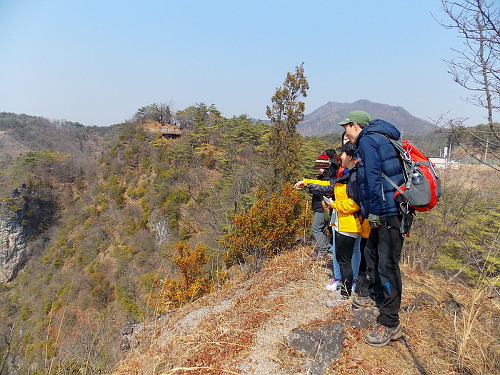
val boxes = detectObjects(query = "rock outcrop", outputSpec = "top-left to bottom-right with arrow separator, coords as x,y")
0,185 -> 55,283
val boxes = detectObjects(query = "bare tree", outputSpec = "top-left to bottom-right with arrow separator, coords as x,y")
435,0 -> 499,169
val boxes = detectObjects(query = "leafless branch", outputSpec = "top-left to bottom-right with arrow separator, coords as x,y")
435,0 -> 499,136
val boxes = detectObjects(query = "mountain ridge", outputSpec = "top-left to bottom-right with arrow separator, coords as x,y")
298,99 -> 435,136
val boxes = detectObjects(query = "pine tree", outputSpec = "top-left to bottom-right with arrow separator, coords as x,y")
266,63 -> 309,191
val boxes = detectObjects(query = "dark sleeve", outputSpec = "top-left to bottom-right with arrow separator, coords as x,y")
307,183 -> 334,196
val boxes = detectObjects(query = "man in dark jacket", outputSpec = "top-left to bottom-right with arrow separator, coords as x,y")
339,110 -> 405,347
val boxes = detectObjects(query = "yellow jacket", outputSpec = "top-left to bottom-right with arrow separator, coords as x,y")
303,176 -> 370,238
331,181 -> 362,233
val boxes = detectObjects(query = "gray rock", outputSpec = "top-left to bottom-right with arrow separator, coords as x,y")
287,323 -> 344,375
350,306 -> 379,328
441,300 -> 463,315
120,321 -> 140,351
0,185 -> 55,283
403,293 -> 439,312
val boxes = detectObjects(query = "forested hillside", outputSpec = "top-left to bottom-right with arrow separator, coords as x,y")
0,107 -> 497,374
0,106 -> 333,374
0,112 -> 121,198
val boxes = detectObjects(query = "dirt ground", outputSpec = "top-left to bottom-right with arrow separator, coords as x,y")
113,246 -> 499,375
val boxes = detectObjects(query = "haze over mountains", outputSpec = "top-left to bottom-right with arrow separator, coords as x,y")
297,99 -> 435,136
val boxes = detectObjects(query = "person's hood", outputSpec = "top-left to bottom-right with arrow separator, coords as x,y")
357,119 -> 401,144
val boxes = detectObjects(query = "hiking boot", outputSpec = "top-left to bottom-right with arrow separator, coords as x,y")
325,278 -> 340,291
352,296 -> 377,309
364,324 -> 402,347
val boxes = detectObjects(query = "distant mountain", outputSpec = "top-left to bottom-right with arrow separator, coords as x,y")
297,99 -> 435,136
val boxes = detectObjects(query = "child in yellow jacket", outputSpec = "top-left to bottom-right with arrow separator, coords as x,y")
298,143 -> 369,301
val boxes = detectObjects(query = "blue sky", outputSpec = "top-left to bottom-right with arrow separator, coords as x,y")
0,0 -> 494,127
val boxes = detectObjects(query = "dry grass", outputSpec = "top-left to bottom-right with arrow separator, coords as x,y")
113,247 -> 499,375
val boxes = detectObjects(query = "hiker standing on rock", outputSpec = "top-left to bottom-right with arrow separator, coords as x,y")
322,142 -> 367,302
295,143 -> 368,302
325,133 -> 366,293
339,110 -> 405,347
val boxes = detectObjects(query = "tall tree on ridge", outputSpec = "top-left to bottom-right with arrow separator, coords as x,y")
266,63 -> 309,191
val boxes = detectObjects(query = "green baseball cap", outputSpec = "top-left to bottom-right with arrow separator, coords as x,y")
338,110 -> 372,126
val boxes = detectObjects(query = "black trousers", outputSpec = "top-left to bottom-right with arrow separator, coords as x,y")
364,215 -> 404,327
335,232 -> 356,297
359,237 -> 368,274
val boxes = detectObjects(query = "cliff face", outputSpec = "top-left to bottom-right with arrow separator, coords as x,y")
0,186 -> 55,283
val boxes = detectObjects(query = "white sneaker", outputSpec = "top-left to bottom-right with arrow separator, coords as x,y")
351,279 -> 358,296
325,279 -> 340,291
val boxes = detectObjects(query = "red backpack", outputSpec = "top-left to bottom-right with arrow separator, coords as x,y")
383,139 -> 442,212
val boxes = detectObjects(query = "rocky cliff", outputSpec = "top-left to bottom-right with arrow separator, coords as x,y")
0,185 -> 55,283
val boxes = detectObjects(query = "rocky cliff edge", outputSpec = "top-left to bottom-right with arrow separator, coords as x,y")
114,246 -> 499,375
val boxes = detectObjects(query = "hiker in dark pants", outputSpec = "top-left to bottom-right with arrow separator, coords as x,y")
364,216 -> 404,326
295,153 -> 332,260
325,142 -> 363,301
339,110 -> 405,347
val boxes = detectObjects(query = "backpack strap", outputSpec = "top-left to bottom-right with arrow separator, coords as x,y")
382,172 -> 406,196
